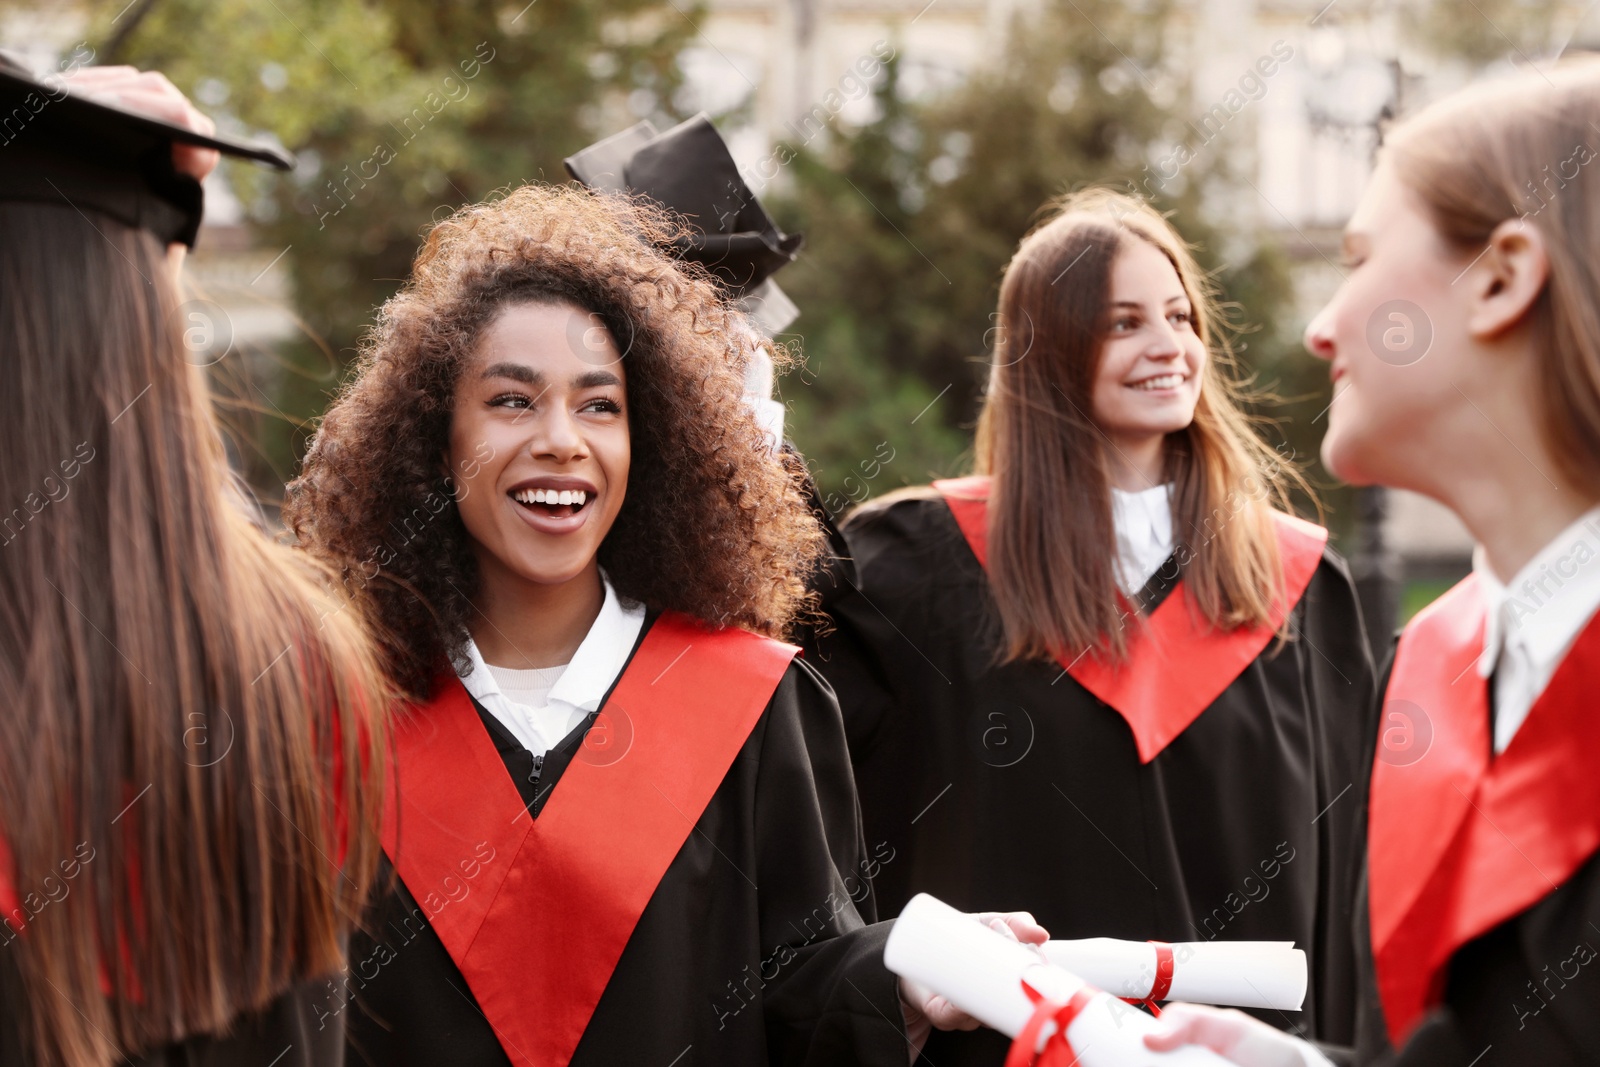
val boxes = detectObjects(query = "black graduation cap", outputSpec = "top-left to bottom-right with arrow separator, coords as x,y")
0,51 -> 294,248
565,113 -> 802,334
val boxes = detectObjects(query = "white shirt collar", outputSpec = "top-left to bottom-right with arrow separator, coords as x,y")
1475,506 -> 1600,678
1110,482 -> 1175,596
546,577 -> 647,713
1473,506 -> 1600,752
458,573 -> 647,755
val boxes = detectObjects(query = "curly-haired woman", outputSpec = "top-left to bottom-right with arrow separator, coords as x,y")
287,183 -> 1042,1066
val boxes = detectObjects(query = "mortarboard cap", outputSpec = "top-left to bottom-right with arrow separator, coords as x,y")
0,51 -> 294,248
565,114 -> 803,332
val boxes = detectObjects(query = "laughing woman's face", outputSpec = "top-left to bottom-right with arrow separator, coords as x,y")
1089,238 -> 1207,451
445,300 -> 630,591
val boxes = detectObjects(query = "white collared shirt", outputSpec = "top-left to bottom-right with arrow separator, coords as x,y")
1475,505 -> 1600,753
743,344 -> 785,451
1111,483 -> 1176,596
459,575 -> 647,758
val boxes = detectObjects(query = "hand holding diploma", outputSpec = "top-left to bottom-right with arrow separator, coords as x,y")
898,908 -> 1052,1063
899,909 -> 1051,1033
1042,939 -> 1306,1011
886,893 -> 1237,1065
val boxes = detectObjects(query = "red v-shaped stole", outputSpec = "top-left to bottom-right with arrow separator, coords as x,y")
1368,575 -> 1600,1045
381,612 -> 797,1067
935,475 -> 1327,763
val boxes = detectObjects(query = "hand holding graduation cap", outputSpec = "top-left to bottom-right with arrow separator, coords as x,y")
0,54 -> 291,249
63,66 -> 219,185
56,63 -> 218,275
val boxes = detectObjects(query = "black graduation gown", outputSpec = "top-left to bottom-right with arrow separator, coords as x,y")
1345,856 -> 1600,1066
1344,576 -> 1600,1067
340,611 -> 909,1067
0,950 -> 347,1066
791,444 -> 856,646
808,489 -> 1378,1064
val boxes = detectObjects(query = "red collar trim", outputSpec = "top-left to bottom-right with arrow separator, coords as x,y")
1369,575 -> 1600,1045
381,612 -> 797,1067
935,475 -> 1326,763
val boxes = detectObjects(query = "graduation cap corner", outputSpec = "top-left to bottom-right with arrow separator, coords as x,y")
565,113 -> 803,336
0,49 -> 295,249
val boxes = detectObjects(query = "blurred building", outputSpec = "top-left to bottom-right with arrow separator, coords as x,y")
19,0 -> 1579,603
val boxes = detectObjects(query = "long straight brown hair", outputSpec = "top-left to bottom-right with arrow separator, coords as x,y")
1386,59 -> 1600,500
975,188 -> 1303,664
0,205 -> 389,1065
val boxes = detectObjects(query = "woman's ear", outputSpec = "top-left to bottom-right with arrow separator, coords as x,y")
1465,218 -> 1550,341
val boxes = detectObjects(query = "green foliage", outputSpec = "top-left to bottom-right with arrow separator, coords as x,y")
91,0 -> 694,488
65,0 -> 1522,533
773,0 -> 1338,527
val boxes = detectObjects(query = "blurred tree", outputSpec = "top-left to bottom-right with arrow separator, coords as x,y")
770,54 -> 973,514
774,0 -> 1334,529
89,0 -> 693,490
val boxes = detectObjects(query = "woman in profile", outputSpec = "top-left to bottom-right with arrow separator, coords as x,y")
0,63 -> 389,1066
812,189 -> 1377,1062
1150,58 -> 1600,1067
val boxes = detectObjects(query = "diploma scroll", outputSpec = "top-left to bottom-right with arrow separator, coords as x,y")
1042,939 -> 1307,1011
884,893 -> 1232,1065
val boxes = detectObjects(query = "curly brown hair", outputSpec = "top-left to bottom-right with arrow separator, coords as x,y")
286,183 -> 826,699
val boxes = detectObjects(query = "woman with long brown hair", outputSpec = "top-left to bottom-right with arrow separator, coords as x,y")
0,61 -> 389,1066
286,181 -> 1042,1066
1148,58 -> 1600,1067
811,188 -> 1377,1063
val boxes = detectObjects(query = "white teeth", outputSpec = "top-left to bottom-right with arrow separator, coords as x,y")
512,488 -> 589,507
1130,374 -> 1184,391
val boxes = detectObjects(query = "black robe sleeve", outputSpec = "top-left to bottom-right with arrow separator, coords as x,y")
790,444 -> 857,649
343,632 -> 910,1067
808,495 -> 1379,1066
120,982 -> 350,1067
751,655 -> 909,1065
0,946 -> 348,1067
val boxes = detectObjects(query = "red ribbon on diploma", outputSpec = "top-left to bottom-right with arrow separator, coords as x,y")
1005,980 -> 1098,1067
1119,940 -> 1175,1017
